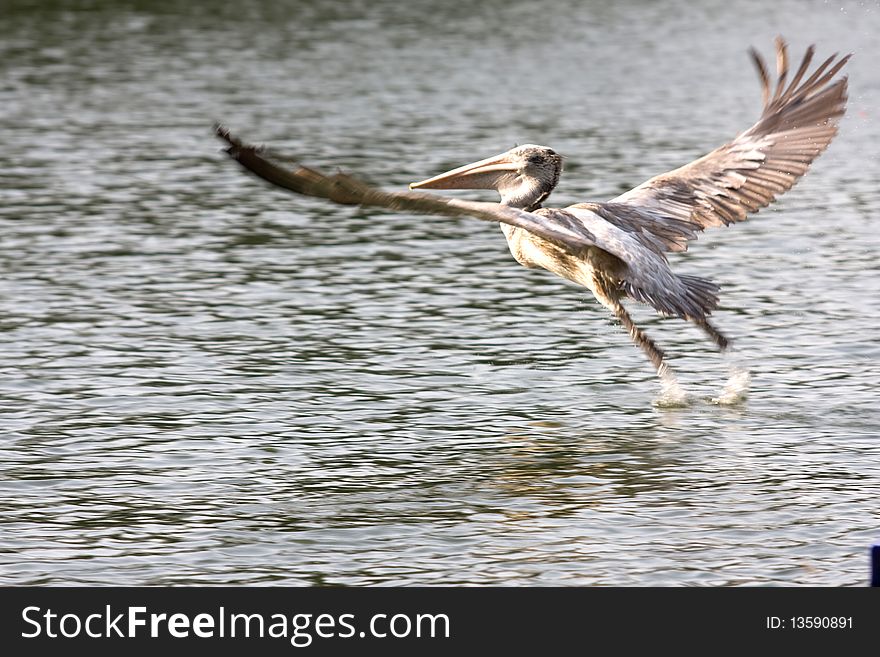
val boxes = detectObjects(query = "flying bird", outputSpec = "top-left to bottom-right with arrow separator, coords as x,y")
216,38 -> 848,384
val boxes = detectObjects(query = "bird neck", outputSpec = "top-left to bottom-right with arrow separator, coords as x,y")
498,177 -> 553,212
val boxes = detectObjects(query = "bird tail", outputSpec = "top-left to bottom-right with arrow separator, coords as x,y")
676,274 -> 720,320
620,273 -> 720,320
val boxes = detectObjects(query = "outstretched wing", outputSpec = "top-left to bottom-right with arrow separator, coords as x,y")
578,38 -> 849,255
215,125 -> 598,253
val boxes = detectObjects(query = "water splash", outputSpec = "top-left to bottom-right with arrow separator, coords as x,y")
711,356 -> 751,405
652,364 -> 691,408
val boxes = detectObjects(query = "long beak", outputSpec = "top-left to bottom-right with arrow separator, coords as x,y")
409,152 -> 519,190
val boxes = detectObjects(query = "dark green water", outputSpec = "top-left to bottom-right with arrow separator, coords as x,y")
1,0 -> 878,585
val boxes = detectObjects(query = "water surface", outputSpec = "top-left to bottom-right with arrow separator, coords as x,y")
1,0 -> 879,585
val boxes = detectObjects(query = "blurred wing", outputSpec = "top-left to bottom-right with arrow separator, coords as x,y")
215,125 -> 598,253
585,38 -> 849,254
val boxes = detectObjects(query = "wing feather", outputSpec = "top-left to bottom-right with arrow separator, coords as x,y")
215,125 -> 598,253
597,39 -> 848,254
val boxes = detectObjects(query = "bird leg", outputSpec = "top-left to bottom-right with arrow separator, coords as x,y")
693,318 -> 731,351
591,275 -> 674,379
610,300 -> 672,378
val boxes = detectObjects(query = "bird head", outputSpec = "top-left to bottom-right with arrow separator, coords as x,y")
409,144 -> 562,211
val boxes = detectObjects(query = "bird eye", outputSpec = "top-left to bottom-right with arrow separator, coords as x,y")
528,154 -> 544,164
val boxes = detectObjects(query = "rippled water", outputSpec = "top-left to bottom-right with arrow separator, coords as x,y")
1,0 -> 879,586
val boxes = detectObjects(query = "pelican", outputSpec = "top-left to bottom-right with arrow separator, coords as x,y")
216,38 -> 848,385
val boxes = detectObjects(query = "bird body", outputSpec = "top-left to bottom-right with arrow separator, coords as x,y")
216,38 -> 849,385
499,215 -> 677,314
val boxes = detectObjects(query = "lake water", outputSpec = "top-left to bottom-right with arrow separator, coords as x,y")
1,0 -> 879,586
